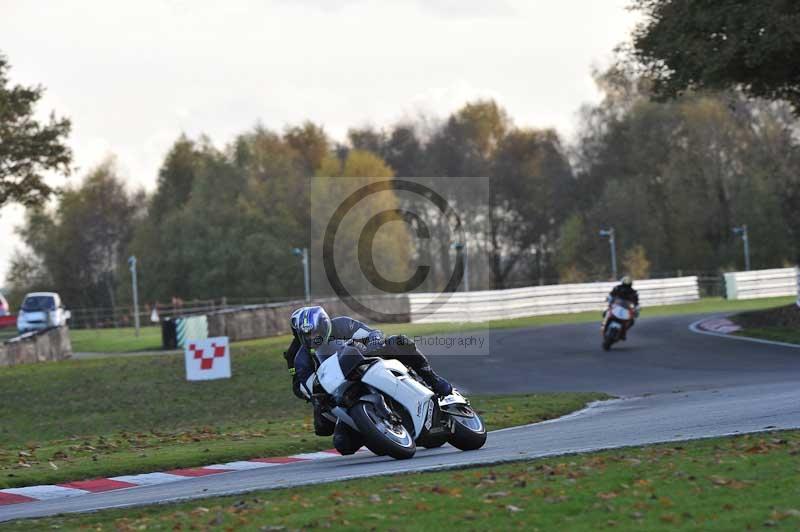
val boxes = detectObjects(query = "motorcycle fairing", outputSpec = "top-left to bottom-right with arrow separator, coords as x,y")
361,358 -> 434,437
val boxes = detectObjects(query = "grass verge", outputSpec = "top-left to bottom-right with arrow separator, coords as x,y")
730,303 -> 800,345
69,326 -> 162,353
8,430 -> 800,531
0,336 -> 606,488
735,327 -> 800,345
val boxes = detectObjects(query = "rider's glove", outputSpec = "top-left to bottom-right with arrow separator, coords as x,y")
291,371 -> 312,402
367,330 -> 385,349
386,334 -> 414,346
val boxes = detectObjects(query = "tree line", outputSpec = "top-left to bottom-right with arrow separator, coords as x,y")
6,68 -> 799,311
5,0 -> 800,311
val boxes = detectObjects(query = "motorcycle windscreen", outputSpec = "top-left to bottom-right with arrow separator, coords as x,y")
317,353 -> 348,395
361,359 -> 434,437
611,306 -> 631,320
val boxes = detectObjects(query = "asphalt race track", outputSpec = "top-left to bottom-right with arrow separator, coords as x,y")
3,313 -> 800,522
431,313 -> 800,396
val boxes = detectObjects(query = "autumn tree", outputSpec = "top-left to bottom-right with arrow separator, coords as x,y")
11,159 -> 141,310
0,54 -> 72,207
631,0 -> 800,111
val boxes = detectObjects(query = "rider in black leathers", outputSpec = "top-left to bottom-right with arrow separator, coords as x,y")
607,276 -> 639,340
283,306 -> 452,454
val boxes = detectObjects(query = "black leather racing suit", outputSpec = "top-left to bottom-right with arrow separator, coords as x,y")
607,284 -> 640,338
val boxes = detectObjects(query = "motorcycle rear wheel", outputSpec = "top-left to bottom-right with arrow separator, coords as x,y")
350,401 -> 416,460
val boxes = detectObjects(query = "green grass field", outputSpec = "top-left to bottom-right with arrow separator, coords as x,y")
69,326 -> 162,353
0,336 -> 607,488
736,327 -> 800,345
9,430 -> 800,531
1,296 -> 792,491
68,296 -> 797,354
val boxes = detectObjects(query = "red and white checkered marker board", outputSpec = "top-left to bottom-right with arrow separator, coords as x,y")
184,337 -> 231,381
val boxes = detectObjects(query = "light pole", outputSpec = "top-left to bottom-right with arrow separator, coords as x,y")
732,225 -> 751,271
292,247 -> 310,301
128,256 -> 140,337
451,242 -> 469,292
599,228 -> 618,280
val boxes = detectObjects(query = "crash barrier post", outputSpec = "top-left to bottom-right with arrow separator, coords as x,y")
176,315 -> 208,348
0,326 -> 72,367
723,267 -> 799,300
161,315 -> 210,350
407,276 -> 700,324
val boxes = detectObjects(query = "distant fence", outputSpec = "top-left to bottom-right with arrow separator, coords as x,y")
408,276 -> 700,324
168,277 -> 699,342
61,271 -> 734,330
67,297 -> 290,330
723,267 -> 799,300
203,295 -> 410,344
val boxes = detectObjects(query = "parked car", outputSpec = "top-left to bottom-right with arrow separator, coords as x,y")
17,292 -> 71,333
0,291 -> 8,316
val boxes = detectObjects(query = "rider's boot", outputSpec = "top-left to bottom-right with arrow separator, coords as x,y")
333,420 -> 364,455
313,401 -> 335,436
621,320 -> 634,341
417,365 -> 453,397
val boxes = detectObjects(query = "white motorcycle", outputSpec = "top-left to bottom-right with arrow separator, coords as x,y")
307,344 -> 487,460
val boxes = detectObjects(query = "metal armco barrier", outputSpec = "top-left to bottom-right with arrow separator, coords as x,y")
723,267 -> 799,300
408,276 -> 700,323
160,278 -> 700,340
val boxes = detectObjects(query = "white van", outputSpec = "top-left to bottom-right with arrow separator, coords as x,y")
17,292 -> 71,333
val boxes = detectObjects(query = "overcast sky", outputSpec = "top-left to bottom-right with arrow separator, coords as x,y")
0,0 -> 640,285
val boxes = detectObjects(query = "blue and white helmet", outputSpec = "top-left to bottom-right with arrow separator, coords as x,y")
290,306 -> 332,349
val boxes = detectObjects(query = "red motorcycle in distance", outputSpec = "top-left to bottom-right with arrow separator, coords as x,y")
601,297 -> 637,351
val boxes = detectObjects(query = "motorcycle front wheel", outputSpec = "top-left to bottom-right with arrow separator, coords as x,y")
602,325 -> 617,351
446,405 -> 487,451
350,401 -> 416,460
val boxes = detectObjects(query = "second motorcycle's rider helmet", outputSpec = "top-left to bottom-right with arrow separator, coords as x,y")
620,275 -> 633,286
290,306 -> 332,350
